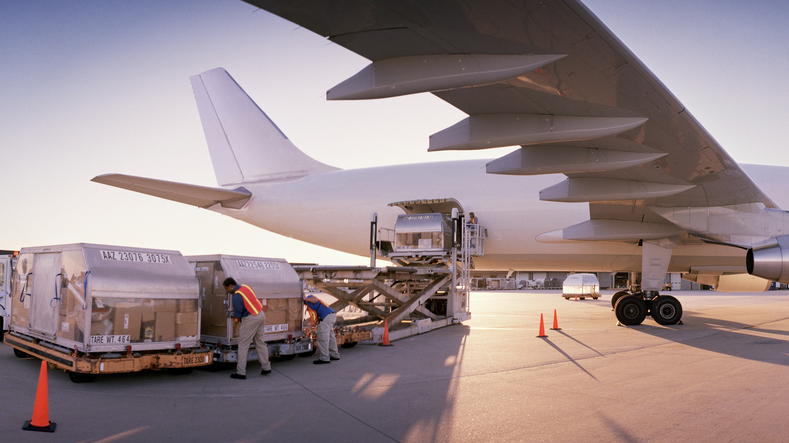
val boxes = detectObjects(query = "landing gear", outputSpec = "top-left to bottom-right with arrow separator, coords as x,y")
614,292 -> 683,326
651,295 -> 683,325
611,291 -> 630,309
614,295 -> 647,325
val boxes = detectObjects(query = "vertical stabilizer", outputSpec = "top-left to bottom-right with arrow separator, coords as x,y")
191,68 -> 338,186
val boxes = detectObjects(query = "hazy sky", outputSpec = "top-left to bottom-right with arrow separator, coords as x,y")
2,0 -> 788,265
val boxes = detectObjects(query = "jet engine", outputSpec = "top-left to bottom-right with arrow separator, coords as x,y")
747,236 -> 789,284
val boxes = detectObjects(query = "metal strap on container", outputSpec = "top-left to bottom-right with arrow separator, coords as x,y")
50,273 -> 62,308
82,270 -> 90,309
19,272 -> 32,302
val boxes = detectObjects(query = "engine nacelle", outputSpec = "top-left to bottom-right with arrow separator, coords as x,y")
747,236 -> 789,284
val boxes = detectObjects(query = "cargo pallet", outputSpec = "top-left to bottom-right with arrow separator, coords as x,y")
5,331 -> 212,382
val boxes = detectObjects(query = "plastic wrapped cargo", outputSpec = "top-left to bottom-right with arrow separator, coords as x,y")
9,243 -> 201,352
187,255 -> 312,361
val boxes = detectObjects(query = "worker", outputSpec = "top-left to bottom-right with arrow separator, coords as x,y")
468,212 -> 478,224
224,277 -> 272,379
303,293 -> 340,364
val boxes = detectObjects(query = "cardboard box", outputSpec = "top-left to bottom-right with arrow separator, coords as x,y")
113,304 -> 142,341
154,312 -> 176,342
59,316 -> 80,341
91,319 -> 113,336
176,322 -> 198,337
178,299 -> 197,313
142,301 -> 156,322
176,312 -> 198,324
157,299 -> 178,312
265,310 -> 288,325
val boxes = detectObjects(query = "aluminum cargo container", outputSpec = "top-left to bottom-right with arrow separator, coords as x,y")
391,212 -> 454,257
188,255 -> 312,362
4,243 -> 211,380
562,273 -> 601,300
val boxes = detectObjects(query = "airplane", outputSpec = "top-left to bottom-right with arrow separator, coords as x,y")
92,0 -> 789,327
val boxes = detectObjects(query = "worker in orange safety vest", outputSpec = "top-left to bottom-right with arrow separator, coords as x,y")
224,278 -> 272,379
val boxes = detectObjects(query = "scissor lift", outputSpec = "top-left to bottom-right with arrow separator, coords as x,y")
295,198 -> 485,343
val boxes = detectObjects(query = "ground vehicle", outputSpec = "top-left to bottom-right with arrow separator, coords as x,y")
562,274 -> 601,300
3,244 -> 212,382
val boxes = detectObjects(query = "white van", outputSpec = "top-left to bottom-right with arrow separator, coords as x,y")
562,274 -> 600,300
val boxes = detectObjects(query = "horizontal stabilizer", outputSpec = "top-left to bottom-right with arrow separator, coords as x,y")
92,174 -> 251,209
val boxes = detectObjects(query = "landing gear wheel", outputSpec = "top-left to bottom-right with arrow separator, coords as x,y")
611,291 -> 630,309
68,371 -> 97,383
615,295 -> 647,325
651,295 -> 683,325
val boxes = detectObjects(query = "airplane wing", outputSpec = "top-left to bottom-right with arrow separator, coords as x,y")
92,174 -> 252,209
245,0 -> 778,245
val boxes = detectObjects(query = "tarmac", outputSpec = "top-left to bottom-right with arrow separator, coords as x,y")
2,289 -> 789,442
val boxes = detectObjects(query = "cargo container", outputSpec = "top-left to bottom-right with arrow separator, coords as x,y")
3,244 -> 211,382
188,255 -> 312,363
562,273 -> 601,300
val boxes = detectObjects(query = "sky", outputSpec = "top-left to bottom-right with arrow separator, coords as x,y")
1,0 -> 788,266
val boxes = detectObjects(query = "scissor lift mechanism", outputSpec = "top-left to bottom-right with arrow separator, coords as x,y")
295,200 -> 484,343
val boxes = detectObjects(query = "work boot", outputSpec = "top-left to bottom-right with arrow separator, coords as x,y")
330,356 -> 340,361
261,369 -> 272,375
313,359 -> 330,365
230,373 -> 246,379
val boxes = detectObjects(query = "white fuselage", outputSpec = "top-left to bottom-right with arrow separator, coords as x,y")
210,159 -> 789,272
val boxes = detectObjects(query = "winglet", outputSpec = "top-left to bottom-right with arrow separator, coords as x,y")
190,68 -> 338,186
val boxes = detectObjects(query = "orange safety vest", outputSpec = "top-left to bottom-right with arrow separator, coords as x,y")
305,297 -> 330,326
235,284 -> 263,316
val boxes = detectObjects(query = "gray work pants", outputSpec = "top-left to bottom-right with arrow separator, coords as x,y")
237,312 -> 271,375
316,312 -> 340,362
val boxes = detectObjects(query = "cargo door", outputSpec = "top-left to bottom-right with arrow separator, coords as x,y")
28,252 -> 61,338
196,262 -> 229,338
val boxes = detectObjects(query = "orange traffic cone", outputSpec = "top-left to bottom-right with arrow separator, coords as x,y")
551,309 -> 562,331
379,318 -> 393,346
537,313 -> 548,338
575,293 -> 578,301
23,360 -> 56,432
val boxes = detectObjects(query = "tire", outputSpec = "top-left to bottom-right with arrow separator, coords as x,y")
298,348 -> 317,357
340,341 -> 357,349
651,295 -> 683,325
13,348 -> 29,358
69,371 -> 97,383
611,291 -> 630,309
615,295 -> 647,325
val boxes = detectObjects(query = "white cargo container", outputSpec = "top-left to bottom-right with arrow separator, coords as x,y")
187,255 -> 312,363
562,274 -> 601,300
3,243 -> 211,382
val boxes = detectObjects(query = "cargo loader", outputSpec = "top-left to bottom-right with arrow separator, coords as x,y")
3,244 -> 212,382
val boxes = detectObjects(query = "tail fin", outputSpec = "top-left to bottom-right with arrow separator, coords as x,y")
190,68 -> 338,186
